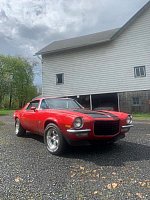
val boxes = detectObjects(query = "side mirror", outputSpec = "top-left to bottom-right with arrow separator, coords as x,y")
30,106 -> 36,111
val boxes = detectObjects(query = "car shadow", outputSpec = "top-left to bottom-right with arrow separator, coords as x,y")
24,132 -> 44,143
22,133 -> 150,167
64,140 -> 150,166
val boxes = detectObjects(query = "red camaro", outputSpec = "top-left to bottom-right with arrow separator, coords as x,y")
14,97 -> 133,155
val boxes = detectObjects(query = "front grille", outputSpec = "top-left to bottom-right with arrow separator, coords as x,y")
94,120 -> 120,136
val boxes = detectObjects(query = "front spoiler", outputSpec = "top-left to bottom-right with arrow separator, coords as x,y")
67,133 -> 126,146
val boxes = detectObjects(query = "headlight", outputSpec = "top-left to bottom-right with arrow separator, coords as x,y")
73,117 -> 83,129
126,115 -> 133,124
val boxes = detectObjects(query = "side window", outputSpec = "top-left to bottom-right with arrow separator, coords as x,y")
134,66 -> 146,78
26,100 -> 40,110
56,73 -> 64,85
40,100 -> 49,109
132,97 -> 140,106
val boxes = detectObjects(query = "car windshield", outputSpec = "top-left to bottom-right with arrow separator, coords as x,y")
45,98 -> 83,109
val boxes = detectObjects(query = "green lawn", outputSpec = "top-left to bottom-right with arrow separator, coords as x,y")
0,109 -> 14,116
0,109 -> 14,126
133,113 -> 150,120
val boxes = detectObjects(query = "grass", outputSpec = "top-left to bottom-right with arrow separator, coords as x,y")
133,113 -> 150,120
0,109 -> 14,116
0,109 -> 14,126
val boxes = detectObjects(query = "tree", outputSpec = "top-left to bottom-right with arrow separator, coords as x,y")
0,55 -> 10,106
0,55 -> 38,109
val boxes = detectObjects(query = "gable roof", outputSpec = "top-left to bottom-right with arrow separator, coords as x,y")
112,0 -> 150,40
36,0 -> 150,55
36,28 -> 119,55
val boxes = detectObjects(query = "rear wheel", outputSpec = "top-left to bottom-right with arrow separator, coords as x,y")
15,118 -> 26,137
45,123 -> 67,155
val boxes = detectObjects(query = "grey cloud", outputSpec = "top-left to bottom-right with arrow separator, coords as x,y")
17,24 -> 50,40
59,0 -> 149,37
0,0 -> 149,58
0,9 -> 8,20
33,4 -> 44,16
0,32 -> 24,56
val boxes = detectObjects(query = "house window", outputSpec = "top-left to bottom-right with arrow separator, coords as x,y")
134,66 -> 146,77
132,97 -> 140,106
56,73 -> 64,85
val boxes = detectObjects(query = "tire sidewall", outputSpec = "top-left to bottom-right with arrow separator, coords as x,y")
44,123 -> 66,155
15,118 -> 26,137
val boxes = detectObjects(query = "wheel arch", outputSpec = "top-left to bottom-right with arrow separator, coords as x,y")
15,116 -> 19,121
44,119 -> 59,129
44,120 -> 59,142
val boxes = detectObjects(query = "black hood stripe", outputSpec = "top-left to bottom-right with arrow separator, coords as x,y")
73,109 -> 118,119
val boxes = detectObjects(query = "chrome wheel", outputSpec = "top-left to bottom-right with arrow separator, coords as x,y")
15,119 -> 26,137
15,120 -> 19,135
46,128 -> 60,152
45,123 -> 67,155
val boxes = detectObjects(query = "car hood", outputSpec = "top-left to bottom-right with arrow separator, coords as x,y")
52,109 -> 119,119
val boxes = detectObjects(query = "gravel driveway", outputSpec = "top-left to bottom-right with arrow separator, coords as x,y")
0,115 -> 150,200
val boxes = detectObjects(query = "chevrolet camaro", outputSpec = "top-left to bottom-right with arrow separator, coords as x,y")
14,97 -> 133,155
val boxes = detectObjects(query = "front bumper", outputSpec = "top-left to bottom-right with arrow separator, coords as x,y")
67,129 -> 91,137
66,124 -> 133,138
67,129 -> 91,133
122,124 -> 133,128
121,124 -> 133,133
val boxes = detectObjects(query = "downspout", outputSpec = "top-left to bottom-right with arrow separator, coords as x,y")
90,95 -> 93,110
117,93 -> 120,111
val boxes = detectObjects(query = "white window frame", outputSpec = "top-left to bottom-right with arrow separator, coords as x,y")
134,66 -> 146,78
56,73 -> 64,85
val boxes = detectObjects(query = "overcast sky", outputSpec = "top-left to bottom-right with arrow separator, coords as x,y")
0,0 -> 149,84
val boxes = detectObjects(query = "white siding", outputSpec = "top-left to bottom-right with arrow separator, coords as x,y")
42,7 -> 150,97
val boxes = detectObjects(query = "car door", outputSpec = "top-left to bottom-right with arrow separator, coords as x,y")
21,100 -> 40,132
34,99 -> 50,133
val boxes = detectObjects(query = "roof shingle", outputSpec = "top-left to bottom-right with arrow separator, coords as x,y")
36,28 -> 119,55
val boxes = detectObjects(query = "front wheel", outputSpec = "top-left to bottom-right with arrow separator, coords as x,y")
44,123 -> 67,155
15,118 -> 26,137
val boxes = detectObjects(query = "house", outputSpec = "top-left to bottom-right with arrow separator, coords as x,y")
36,1 -> 150,113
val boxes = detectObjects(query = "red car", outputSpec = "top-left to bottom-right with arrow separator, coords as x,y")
14,97 -> 133,155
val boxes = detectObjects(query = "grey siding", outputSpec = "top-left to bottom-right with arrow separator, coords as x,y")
119,90 -> 150,113
42,6 -> 150,97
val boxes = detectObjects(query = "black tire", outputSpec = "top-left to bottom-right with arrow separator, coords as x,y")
44,123 -> 67,155
15,118 -> 26,137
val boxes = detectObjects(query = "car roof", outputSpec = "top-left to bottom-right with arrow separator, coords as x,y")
31,97 -> 72,101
